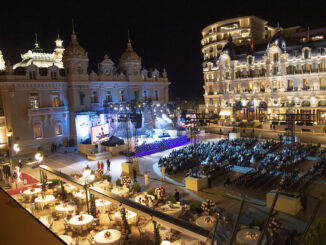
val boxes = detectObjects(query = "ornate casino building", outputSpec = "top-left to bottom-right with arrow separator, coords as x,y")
0,26 -> 170,151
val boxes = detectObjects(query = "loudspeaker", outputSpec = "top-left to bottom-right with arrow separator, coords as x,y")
135,114 -> 142,128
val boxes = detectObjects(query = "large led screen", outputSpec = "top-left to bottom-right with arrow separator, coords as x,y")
91,124 -> 109,144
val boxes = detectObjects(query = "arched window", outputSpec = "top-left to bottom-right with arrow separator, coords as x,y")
318,100 -> 326,106
302,101 -> 311,107
304,49 -> 310,59
248,56 -> 253,65
273,53 -> 279,63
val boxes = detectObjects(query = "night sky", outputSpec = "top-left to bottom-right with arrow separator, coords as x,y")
1,0 -> 326,99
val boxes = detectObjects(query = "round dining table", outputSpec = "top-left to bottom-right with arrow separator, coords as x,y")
114,209 -> 138,224
23,187 -> 42,196
195,216 -> 216,230
73,190 -> 90,201
134,193 -> 155,207
55,203 -> 76,216
159,203 -> 183,217
111,186 -> 129,197
236,229 -> 266,245
95,199 -> 112,214
93,229 -> 122,245
69,214 -> 94,232
94,181 -> 112,191
59,235 -> 73,245
34,194 -> 55,209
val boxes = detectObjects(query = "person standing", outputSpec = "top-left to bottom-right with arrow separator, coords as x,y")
279,133 -> 283,144
174,189 -> 180,202
106,159 -> 111,172
18,159 -> 23,169
161,165 -> 166,180
144,171 -> 149,186
224,177 -> 231,187
133,167 -> 137,183
208,174 -> 212,188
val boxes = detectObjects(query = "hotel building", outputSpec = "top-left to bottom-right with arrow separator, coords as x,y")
201,16 -> 326,126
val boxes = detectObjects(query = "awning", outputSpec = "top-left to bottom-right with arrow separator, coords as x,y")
219,111 -> 231,116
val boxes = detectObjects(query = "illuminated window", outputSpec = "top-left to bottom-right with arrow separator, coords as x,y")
143,90 -> 148,100
33,123 -> 43,139
287,80 -> 294,91
303,64 -> 311,73
29,93 -> 39,109
248,56 -> 253,65
248,82 -> 253,92
119,90 -> 125,102
260,82 -> 265,92
134,90 -> 139,101
55,123 -> 62,136
273,66 -> 278,75
320,78 -> 326,90
154,90 -> 159,100
29,71 -> 36,80
303,79 -> 309,90
304,49 -> 310,59
273,53 -> 279,63
51,93 -> 60,107
91,91 -> 98,103
105,91 -> 112,102
319,62 -> 326,72
209,98 -> 213,106
50,71 -> 57,80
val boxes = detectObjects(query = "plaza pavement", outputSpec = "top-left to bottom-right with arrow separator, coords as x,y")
13,133 -> 326,234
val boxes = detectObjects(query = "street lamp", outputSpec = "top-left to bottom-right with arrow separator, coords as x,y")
8,143 -> 20,174
13,144 -> 20,154
7,129 -> 12,148
35,152 -> 44,165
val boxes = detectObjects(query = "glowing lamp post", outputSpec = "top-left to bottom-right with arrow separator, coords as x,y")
9,143 -> 20,175
82,165 -> 95,184
83,165 -> 92,178
35,152 -> 44,165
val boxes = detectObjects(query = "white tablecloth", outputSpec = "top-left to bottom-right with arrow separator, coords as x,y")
35,195 -> 55,209
69,214 -> 94,231
94,229 -> 121,245
145,222 -> 170,240
111,186 -> 129,197
59,235 -> 73,245
171,235 -> 200,245
195,216 -> 216,230
96,199 -> 112,214
73,190 -> 89,201
55,203 -> 76,215
94,181 -> 111,191
134,193 -> 155,207
114,209 -> 138,224
39,216 -> 52,228
159,203 -> 183,217
236,229 -> 265,245
23,188 -> 42,196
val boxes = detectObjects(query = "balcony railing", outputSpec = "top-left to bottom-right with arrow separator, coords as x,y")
302,86 -> 310,91
287,87 -> 293,91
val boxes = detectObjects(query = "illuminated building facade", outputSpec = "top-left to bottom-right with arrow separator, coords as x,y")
201,17 -> 326,126
0,51 -> 5,71
0,27 -> 170,151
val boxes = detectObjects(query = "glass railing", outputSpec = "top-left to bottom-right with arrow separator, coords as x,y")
7,164 -> 226,244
